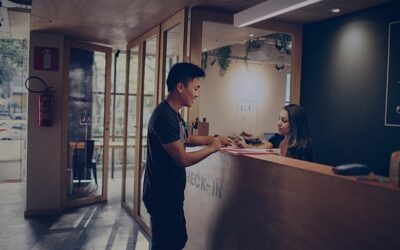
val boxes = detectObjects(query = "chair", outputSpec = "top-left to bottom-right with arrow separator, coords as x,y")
73,139 -> 98,187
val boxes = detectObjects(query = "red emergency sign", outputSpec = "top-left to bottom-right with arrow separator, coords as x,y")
33,47 -> 59,71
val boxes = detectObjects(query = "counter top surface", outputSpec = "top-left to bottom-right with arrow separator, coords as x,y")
216,146 -> 400,192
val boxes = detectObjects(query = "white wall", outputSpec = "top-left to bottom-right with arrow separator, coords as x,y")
26,32 -> 64,213
199,58 -> 290,137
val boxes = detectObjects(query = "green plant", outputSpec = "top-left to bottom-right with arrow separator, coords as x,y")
267,33 -> 292,55
244,39 -> 262,60
202,46 -> 232,75
215,46 -> 231,74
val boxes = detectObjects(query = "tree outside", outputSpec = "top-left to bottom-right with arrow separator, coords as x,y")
0,39 -> 28,116
0,38 -> 28,182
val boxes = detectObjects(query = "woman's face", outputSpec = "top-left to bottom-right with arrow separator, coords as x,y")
277,109 -> 290,136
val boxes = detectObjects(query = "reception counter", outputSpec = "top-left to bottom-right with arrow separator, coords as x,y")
184,150 -> 400,249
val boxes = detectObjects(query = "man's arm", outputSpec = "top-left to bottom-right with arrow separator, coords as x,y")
187,135 -> 232,146
163,137 -> 221,168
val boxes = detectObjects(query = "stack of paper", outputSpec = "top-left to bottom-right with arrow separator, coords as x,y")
221,146 -> 280,155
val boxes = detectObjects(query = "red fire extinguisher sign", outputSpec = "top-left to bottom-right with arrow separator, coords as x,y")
33,47 -> 59,71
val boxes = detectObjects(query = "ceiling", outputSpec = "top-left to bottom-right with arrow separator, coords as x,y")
29,0 -> 393,50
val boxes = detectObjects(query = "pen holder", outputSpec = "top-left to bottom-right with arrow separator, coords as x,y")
389,151 -> 400,186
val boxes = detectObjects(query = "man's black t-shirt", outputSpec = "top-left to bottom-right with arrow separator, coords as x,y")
143,101 -> 187,211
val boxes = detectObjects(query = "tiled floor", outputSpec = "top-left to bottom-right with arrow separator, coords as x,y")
0,177 -> 150,250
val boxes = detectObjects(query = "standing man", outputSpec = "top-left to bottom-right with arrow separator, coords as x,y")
143,62 -> 232,250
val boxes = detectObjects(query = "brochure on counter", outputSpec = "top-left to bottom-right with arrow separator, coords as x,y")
221,146 -> 280,155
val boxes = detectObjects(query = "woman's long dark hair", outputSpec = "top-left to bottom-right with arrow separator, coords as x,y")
283,104 -> 314,161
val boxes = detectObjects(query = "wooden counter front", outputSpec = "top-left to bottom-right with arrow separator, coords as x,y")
184,151 -> 400,250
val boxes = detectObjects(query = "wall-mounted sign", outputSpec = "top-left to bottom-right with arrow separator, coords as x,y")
237,100 -> 257,134
385,21 -> 400,127
33,47 -> 59,71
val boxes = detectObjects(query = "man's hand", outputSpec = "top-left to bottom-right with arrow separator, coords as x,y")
218,136 -> 233,146
209,137 -> 222,152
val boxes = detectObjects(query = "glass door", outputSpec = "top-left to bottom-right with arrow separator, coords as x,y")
62,39 -> 112,208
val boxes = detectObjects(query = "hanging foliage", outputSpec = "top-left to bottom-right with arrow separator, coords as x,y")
202,45 -> 232,75
215,46 -> 231,74
244,39 -> 262,60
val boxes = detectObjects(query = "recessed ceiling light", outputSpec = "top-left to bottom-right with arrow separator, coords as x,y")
330,8 -> 340,13
249,34 -> 254,37
202,49 -> 207,52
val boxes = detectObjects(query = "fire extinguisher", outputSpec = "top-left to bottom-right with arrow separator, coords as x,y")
25,76 -> 55,127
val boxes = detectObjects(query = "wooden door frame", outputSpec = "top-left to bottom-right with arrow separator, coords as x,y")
188,8 -> 303,125
61,39 -> 112,208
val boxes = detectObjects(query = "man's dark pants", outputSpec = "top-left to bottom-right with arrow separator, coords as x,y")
147,200 -> 188,250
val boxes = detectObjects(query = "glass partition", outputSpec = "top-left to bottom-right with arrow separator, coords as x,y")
199,21 -> 293,138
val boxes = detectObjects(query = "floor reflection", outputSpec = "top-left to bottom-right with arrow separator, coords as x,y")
0,172 -> 150,250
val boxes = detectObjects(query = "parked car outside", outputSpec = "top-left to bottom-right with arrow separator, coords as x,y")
0,120 -> 25,140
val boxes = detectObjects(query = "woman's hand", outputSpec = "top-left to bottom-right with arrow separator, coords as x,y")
234,139 -> 248,148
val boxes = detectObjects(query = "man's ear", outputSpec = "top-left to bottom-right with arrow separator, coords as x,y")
176,82 -> 184,93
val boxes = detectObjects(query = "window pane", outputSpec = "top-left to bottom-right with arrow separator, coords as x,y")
110,95 -> 125,137
0,39 -> 28,182
129,47 -> 139,94
112,51 -> 127,93
164,25 -> 181,96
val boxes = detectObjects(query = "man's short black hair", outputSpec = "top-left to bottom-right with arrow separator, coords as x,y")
166,62 -> 205,92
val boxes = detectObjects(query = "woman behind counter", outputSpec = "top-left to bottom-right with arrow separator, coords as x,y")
235,104 -> 314,162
